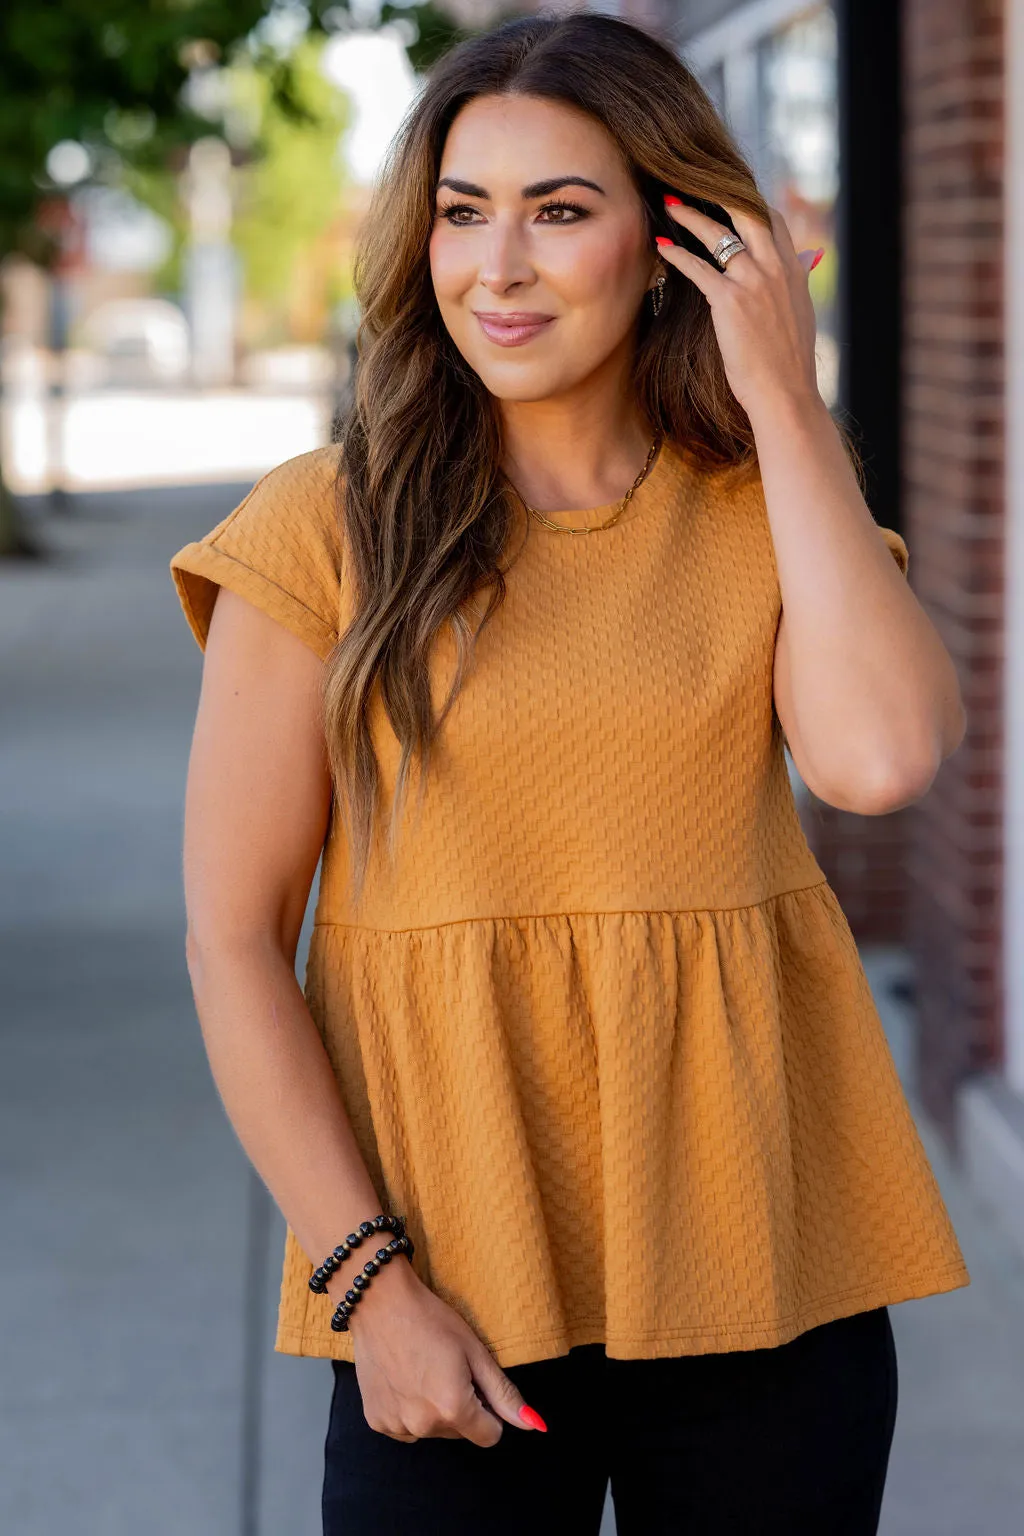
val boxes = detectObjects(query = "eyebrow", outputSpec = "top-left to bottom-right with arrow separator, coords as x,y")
435,175 -> 606,200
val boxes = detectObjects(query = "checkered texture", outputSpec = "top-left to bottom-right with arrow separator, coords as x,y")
170,438 -> 969,1368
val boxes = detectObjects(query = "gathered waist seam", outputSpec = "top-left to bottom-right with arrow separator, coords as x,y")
311,879 -> 833,937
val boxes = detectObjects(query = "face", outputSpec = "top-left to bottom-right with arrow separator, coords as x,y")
429,93 -> 661,404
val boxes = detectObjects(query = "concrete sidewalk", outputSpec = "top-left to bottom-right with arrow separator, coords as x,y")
0,487 -> 330,1536
1,485 -> 1022,1534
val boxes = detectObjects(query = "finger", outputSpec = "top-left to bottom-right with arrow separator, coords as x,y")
663,196 -> 753,271
468,1341 -> 546,1433
767,204 -> 800,263
713,199 -> 776,261
798,246 -> 825,275
416,1368 -> 504,1448
456,1394 -> 505,1449
399,1383 -> 499,1448
655,235 -> 722,301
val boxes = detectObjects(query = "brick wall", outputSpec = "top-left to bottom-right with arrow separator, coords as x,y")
800,802 -> 911,944
900,0 -> 1005,1141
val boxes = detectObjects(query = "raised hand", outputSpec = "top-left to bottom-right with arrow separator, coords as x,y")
655,194 -> 825,421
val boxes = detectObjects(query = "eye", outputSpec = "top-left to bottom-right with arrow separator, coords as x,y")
434,199 -> 592,226
535,199 -> 590,223
436,202 -> 481,225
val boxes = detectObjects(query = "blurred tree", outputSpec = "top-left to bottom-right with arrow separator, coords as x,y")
223,36 -> 351,347
126,36 -> 354,349
3,4 -> 287,261
380,0 -> 472,72
0,0 -> 468,263
0,1 -> 282,549
0,0 -> 469,552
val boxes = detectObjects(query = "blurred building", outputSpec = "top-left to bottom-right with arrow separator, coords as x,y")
613,0 -> 1022,1256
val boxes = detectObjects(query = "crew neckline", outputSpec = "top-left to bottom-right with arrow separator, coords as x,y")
517,434 -> 676,535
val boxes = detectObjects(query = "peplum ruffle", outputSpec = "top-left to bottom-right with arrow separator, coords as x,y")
276,880 -> 969,1367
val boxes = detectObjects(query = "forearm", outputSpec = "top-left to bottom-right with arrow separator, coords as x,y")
185,933 -> 410,1294
752,390 -> 965,800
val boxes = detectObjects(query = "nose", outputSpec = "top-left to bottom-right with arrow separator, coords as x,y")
477,216 -> 535,295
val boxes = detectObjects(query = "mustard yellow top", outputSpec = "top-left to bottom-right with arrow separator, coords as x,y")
170,437 -> 970,1368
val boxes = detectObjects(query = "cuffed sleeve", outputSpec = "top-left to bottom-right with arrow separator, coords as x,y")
170,445 -> 345,660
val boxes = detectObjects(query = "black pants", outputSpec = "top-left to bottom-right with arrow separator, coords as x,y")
322,1305 -> 898,1535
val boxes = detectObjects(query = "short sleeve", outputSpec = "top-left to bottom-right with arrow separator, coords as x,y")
877,524 -> 909,577
169,445 -> 345,660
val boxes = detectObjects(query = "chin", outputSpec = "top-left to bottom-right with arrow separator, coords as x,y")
468,359 -> 578,403
482,378 -> 567,403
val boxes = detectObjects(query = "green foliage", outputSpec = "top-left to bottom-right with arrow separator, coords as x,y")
379,2 -> 468,72
0,0 -> 469,263
0,1 -> 269,258
230,36 -> 349,322
120,159 -> 187,295
0,0 -> 489,547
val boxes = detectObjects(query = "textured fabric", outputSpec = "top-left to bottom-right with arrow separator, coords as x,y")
323,1309 -> 897,1535
170,437 -> 970,1369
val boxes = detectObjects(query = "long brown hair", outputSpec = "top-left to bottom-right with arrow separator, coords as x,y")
325,10 -> 836,902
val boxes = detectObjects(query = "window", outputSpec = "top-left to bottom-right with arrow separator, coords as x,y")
685,3 -> 840,404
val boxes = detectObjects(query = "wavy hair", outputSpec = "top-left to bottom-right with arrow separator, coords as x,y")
324,10 -> 845,902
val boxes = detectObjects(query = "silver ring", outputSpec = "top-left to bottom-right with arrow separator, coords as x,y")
712,234 -> 746,269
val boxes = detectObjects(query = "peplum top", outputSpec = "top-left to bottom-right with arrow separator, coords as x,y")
170,436 -> 970,1368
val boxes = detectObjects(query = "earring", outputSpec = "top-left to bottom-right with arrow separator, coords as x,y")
650,270 -> 666,317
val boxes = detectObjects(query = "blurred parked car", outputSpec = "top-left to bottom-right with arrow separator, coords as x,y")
80,299 -> 190,387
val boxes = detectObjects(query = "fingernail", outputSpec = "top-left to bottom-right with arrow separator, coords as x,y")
664,194 -> 683,207
655,236 -> 674,248
809,247 -> 825,271
519,1403 -> 548,1432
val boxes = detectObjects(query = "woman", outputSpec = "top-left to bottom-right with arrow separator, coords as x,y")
171,13 -> 970,1535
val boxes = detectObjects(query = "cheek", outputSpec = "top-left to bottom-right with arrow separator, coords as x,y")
429,229 -> 472,302
548,226 -> 647,314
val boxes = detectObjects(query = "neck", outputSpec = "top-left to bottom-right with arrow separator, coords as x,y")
498,375 -> 655,516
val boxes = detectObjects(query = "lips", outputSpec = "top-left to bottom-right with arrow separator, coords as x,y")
473,312 -> 555,347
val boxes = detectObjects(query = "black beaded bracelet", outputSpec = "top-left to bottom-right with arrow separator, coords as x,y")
329,1232 -> 415,1332
308,1213 -> 409,1295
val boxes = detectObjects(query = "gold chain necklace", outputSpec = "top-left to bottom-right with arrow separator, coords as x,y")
515,434 -> 662,535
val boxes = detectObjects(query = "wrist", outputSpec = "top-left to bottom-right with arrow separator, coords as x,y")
325,1236 -> 419,1297
747,383 -> 829,436
328,1248 -> 421,1331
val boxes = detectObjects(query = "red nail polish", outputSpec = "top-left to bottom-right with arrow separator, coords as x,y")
655,236 -> 674,248
519,1404 -> 548,1432
664,194 -> 683,206
809,247 -> 825,271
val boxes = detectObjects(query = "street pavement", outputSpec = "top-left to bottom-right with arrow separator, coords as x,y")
2,483 -> 1023,1535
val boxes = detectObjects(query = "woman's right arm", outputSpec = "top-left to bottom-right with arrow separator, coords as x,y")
182,586 -> 541,1446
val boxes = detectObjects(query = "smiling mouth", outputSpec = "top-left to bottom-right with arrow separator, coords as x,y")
473,312 -> 556,347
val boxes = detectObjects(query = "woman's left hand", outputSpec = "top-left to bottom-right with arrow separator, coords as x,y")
655,197 -> 824,421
